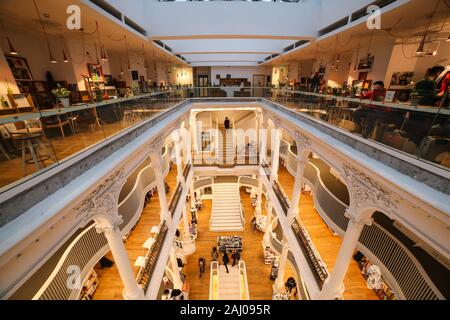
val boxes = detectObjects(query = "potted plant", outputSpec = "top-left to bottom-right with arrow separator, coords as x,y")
93,85 -> 103,102
52,84 -> 70,107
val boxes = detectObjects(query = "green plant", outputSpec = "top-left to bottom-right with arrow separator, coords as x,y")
51,84 -> 70,98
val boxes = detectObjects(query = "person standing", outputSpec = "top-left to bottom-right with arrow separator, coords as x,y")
222,251 -> 230,273
310,72 -> 320,93
211,247 -> 219,262
198,257 -> 206,278
224,117 -> 230,130
231,249 -> 241,267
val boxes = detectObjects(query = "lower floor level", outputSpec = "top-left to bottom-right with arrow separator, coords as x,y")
92,165 -> 378,300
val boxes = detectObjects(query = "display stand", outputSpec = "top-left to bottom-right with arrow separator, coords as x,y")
272,291 -> 289,300
79,269 -> 99,300
217,236 -> 243,253
264,246 -> 277,265
270,257 -> 280,280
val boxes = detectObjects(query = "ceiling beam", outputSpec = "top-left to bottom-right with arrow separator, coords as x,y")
151,35 -> 313,40
176,51 -> 280,55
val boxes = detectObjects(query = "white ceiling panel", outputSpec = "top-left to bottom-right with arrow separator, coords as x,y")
164,39 -> 295,54
183,53 -> 269,63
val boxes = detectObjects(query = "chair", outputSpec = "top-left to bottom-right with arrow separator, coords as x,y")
4,120 -> 56,175
42,114 -> 74,138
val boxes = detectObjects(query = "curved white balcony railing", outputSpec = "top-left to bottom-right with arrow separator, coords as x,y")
278,139 -> 444,300
175,234 -> 197,256
269,217 -> 309,300
31,142 -> 173,300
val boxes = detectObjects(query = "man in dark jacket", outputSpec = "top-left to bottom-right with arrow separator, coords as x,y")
222,252 -> 230,273
224,117 -> 230,130
231,249 -> 241,267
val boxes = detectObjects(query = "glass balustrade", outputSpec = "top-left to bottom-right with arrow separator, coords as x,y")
2,85 -> 447,194
0,92 -> 176,193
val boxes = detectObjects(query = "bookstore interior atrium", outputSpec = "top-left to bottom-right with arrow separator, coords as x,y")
0,0 -> 449,301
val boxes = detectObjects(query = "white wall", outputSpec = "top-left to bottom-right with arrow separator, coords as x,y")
385,40 -> 450,86
0,27 -> 77,89
210,66 -> 271,86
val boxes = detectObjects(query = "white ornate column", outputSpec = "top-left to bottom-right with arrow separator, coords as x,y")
190,112 -> 199,154
255,178 -> 263,218
183,120 -> 192,164
149,141 -> 170,223
172,130 -> 184,185
319,162 -> 396,299
255,111 -> 261,154
190,180 -> 196,209
319,209 -> 372,299
77,169 -> 144,300
96,216 -> 145,300
274,239 -> 289,292
287,152 -> 309,223
270,127 -> 282,183
182,202 -> 190,239
263,201 -> 273,246
259,116 -> 268,164
169,247 -> 183,290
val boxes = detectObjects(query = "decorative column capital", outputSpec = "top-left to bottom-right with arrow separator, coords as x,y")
294,130 -> 311,154
95,214 -> 124,234
75,168 -> 126,226
342,163 -> 397,213
171,130 -> 181,143
148,134 -> 164,156
344,208 -> 373,227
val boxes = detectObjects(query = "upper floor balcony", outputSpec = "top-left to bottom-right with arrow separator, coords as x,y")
0,87 -> 448,300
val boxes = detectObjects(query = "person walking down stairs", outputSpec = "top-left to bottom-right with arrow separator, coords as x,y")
231,249 -> 240,267
222,251 -> 230,273
198,257 -> 206,278
211,247 -> 219,262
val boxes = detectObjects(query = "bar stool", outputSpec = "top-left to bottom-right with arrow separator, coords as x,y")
4,120 -> 56,176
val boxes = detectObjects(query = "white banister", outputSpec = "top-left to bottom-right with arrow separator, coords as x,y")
209,261 -> 220,300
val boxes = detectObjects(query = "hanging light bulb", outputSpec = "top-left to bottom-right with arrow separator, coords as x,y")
62,49 -> 69,63
33,0 -> 57,63
0,21 -> 18,55
416,36 -> 426,55
7,37 -> 18,55
100,45 -> 108,61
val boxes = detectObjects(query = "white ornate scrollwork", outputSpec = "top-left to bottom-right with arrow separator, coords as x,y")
148,134 -> 164,155
75,168 -> 126,225
342,163 -> 398,214
294,130 -> 311,151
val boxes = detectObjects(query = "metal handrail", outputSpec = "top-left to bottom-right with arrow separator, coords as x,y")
238,260 -> 250,300
209,261 -> 219,300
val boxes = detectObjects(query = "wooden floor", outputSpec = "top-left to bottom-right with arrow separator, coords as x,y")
277,166 -> 379,300
0,113 -> 160,190
92,164 -> 377,300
